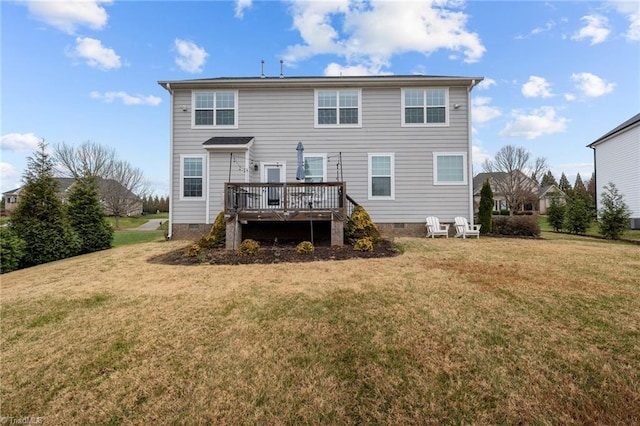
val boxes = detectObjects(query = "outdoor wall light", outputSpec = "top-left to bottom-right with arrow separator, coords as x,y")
253,164 -> 259,171
181,105 -> 188,112
453,104 -> 461,109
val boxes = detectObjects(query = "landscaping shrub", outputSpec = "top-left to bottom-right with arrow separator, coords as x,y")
478,179 -> 493,234
546,194 -> 565,232
598,182 -> 631,240
199,211 -> 226,248
346,206 -> 381,245
353,237 -> 374,252
238,239 -> 260,256
0,227 -> 26,274
183,244 -> 203,258
564,196 -> 590,234
492,215 -> 540,237
295,241 -> 314,255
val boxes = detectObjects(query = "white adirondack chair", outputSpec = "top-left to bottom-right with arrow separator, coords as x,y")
454,217 -> 481,239
426,216 -> 449,238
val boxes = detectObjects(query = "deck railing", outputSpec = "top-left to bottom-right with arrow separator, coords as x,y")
225,182 -> 346,215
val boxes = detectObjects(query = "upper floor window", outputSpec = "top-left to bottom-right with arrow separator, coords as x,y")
193,91 -> 237,128
181,155 -> 206,199
315,89 -> 361,127
433,152 -> 467,185
402,88 -> 448,126
368,153 -> 395,200
303,154 -> 327,182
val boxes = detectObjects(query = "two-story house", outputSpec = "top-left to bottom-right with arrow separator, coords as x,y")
158,75 -> 483,248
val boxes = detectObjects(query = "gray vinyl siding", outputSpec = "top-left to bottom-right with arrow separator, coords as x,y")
170,84 -> 472,225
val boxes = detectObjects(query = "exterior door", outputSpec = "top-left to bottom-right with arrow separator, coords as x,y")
262,163 -> 285,207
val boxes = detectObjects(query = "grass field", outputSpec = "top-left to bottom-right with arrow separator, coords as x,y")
1,236 -> 639,424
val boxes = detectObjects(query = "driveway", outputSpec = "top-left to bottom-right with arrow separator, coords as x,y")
135,218 -> 165,231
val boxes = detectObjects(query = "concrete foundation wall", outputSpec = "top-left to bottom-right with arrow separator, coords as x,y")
377,222 -> 429,238
171,224 -> 210,240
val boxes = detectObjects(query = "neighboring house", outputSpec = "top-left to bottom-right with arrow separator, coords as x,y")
1,177 -> 142,217
158,75 -> 483,247
587,112 -> 640,229
472,172 -> 565,214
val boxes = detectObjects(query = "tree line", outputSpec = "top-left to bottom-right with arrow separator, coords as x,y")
478,145 -> 630,239
1,140 -> 154,273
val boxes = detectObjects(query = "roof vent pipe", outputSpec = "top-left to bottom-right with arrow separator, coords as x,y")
280,59 -> 284,78
261,60 -> 265,78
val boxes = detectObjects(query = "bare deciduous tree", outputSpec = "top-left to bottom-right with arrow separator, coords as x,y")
54,141 -> 116,178
483,145 -> 548,216
54,141 -> 149,228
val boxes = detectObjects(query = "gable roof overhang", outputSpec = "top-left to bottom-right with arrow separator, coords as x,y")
587,112 -> 640,148
159,75 -> 484,92
202,136 -> 254,151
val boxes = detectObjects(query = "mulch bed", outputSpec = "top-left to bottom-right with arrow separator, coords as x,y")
149,239 -> 401,266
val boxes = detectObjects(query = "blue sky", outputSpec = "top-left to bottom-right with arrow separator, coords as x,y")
1,0 -> 639,196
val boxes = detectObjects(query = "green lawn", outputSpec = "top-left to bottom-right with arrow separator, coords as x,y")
537,214 -> 640,242
110,213 -> 168,247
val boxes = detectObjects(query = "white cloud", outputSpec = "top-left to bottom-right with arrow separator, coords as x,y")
174,39 -> 208,73
476,78 -> 496,90
472,144 -> 492,165
90,91 -> 162,106
283,0 -> 485,72
522,76 -> 554,98
499,107 -> 568,139
67,37 -> 121,70
564,93 -> 577,101
324,62 -> 392,76
607,0 -> 640,41
572,15 -> 610,45
472,96 -> 501,123
0,133 -> 40,152
22,0 -> 112,34
235,0 -> 252,18
0,162 -> 20,192
571,72 -> 616,97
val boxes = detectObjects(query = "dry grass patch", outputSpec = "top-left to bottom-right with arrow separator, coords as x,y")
1,237 -> 639,424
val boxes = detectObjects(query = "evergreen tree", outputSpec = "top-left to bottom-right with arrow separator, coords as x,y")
564,195 -> 590,234
478,179 -> 494,234
546,193 -> 565,232
67,175 -> 114,254
586,172 -> 596,206
573,172 -> 594,217
598,182 -> 630,240
541,171 -> 557,187
10,140 -> 80,267
0,227 -> 26,274
558,172 -> 572,197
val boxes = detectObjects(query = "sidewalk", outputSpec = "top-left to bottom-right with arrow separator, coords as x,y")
135,219 -> 165,231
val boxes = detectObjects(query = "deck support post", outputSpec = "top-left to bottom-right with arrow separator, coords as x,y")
225,215 -> 242,250
331,216 -> 344,247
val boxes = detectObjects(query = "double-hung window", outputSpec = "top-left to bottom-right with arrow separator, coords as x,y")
315,89 -> 361,127
181,155 -> 206,199
303,154 -> 326,182
193,91 -> 237,128
402,88 -> 448,126
368,153 -> 395,199
433,152 -> 467,185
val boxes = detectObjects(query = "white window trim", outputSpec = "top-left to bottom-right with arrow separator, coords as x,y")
260,162 -> 287,183
303,153 -> 327,182
433,152 -> 467,186
368,153 -> 395,200
401,87 -> 449,127
314,89 -> 362,128
191,90 -> 239,129
180,154 -> 207,201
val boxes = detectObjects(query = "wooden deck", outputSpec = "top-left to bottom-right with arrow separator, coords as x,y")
224,182 -> 349,248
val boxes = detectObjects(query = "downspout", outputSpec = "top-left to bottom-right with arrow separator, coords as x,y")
166,83 -> 174,239
590,144 -> 597,217
467,80 -> 476,224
